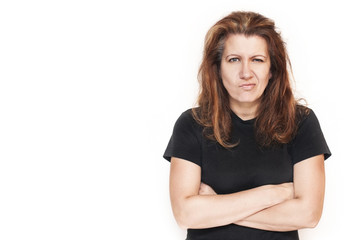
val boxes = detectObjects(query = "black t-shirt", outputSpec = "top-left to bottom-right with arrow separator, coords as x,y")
163,108 -> 331,240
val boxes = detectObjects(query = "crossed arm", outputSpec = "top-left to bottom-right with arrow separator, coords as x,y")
169,155 -> 325,231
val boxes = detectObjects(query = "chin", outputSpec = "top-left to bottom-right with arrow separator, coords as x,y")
236,98 -> 257,104
232,96 -> 261,105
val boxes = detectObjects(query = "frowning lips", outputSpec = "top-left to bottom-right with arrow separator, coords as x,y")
239,83 -> 256,90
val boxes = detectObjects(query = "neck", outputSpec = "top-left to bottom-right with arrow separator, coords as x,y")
230,100 -> 260,121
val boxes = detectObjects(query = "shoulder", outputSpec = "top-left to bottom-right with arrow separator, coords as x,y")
174,108 -> 202,130
290,106 -> 331,163
170,108 -> 204,142
164,108 -> 204,164
295,106 -> 321,134
178,108 -> 196,122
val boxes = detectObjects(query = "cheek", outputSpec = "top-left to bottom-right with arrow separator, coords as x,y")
220,63 -> 236,79
258,68 -> 271,88
220,70 -> 232,90
221,74 -> 236,93
261,78 -> 270,88
258,79 -> 269,95
221,78 -> 231,94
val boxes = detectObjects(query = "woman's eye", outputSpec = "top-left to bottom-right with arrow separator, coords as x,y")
228,58 -> 240,62
253,58 -> 264,62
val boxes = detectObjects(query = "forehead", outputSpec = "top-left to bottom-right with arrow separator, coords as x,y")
223,34 -> 269,55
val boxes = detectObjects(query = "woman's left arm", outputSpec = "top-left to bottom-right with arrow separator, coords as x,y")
233,154 -> 325,231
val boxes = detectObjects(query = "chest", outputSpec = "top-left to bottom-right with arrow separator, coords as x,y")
200,131 -> 293,194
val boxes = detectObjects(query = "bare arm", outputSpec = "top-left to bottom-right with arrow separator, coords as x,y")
233,155 -> 325,231
169,157 -> 293,229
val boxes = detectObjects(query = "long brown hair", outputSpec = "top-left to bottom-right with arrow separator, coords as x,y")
192,11 -> 308,148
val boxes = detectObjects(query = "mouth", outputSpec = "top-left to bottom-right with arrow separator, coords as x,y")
239,83 -> 256,90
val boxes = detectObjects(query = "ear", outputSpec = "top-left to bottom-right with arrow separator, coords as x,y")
268,71 -> 272,79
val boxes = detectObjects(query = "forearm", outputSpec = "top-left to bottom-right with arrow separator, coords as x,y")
174,185 -> 290,229
234,156 -> 326,232
234,197 -> 323,231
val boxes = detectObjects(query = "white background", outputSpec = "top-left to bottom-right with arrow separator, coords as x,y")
0,0 -> 360,239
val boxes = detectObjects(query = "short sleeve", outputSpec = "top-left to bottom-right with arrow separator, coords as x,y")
289,109 -> 331,165
163,109 -> 202,166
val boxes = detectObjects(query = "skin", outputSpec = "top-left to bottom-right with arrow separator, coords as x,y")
220,34 -> 272,120
199,155 -> 325,231
170,157 -> 294,229
169,34 -> 326,231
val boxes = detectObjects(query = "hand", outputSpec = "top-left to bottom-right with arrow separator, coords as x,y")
198,182 -> 217,195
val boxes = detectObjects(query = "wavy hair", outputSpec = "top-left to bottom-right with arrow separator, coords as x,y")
192,11 -> 308,147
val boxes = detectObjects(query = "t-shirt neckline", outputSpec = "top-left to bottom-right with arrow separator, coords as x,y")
230,110 -> 256,125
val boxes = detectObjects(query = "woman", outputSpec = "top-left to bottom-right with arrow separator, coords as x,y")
163,11 -> 331,240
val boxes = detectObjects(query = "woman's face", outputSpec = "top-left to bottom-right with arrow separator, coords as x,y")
220,34 -> 272,112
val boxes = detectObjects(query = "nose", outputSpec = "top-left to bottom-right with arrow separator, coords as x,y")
240,61 -> 252,80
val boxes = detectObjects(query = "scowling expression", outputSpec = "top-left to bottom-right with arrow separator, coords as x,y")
220,34 -> 272,117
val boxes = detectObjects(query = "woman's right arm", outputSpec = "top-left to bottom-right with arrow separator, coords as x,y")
170,157 -> 293,229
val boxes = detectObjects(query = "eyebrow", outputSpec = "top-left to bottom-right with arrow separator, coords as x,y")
226,54 -> 268,58
252,54 -> 267,58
